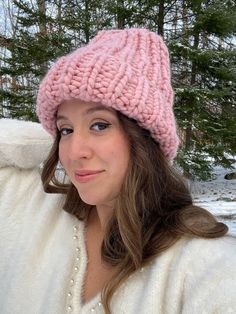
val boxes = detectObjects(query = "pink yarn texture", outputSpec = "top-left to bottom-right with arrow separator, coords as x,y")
36,28 -> 179,159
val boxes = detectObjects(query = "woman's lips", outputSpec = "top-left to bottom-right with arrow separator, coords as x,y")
74,170 -> 104,183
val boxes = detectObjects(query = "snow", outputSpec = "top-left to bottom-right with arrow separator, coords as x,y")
191,163 -> 236,236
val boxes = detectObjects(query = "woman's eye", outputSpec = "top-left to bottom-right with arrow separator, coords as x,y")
58,127 -> 73,136
91,122 -> 111,132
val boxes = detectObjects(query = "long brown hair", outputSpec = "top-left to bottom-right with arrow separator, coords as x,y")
41,113 -> 228,314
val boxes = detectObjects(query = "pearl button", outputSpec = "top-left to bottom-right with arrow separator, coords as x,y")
73,235 -> 78,240
73,226 -> 78,231
91,308 -> 95,312
70,279 -> 74,284
68,292 -> 72,297
98,302 -> 102,306
68,305 -> 72,310
74,266 -> 78,271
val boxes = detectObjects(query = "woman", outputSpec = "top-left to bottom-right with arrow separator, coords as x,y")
0,28 -> 236,314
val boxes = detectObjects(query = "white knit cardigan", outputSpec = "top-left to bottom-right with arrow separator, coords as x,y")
0,119 -> 236,314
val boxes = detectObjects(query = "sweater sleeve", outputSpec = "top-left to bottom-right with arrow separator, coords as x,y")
0,118 -> 52,169
0,119 -> 59,261
182,236 -> 236,314
0,118 -> 53,228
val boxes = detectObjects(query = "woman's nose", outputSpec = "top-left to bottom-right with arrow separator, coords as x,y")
68,132 -> 93,160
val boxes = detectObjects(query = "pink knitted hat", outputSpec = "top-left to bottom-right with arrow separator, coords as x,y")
36,28 -> 179,159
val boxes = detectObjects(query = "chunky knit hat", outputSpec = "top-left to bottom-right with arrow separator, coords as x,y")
36,28 -> 179,159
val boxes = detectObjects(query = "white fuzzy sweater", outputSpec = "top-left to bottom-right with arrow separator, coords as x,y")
0,119 -> 236,314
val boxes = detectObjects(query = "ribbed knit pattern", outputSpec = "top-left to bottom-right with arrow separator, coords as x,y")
36,28 -> 179,159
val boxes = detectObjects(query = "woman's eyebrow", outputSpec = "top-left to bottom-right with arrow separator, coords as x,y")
56,115 -> 67,123
85,105 -> 114,115
56,105 -> 114,122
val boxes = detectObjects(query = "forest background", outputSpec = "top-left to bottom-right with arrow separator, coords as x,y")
0,0 -> 235,180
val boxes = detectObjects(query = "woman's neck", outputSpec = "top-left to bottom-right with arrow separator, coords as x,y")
88,204 -> 114,233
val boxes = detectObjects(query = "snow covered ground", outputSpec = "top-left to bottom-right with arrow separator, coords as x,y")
191,164 -> 236,236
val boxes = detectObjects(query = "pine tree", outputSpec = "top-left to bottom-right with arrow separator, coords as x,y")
170,0 -> 236,179
0,0 -> 72,120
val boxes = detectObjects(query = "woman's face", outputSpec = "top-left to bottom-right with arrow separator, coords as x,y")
57,99 -> 130,209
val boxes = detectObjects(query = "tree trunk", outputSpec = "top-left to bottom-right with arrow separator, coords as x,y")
84,0 -> 90,43
37,0 -> 48,75
117,0 -> 125,29
158,0 -> 165,36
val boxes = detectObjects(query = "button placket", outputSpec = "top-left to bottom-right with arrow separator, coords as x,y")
90,301 -> 103,313
66,224 -> 81,313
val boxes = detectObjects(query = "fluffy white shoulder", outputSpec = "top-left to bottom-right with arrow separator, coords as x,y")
0,118 -> 53,169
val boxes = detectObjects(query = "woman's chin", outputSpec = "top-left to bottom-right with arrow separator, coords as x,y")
78,192 -> 115,209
